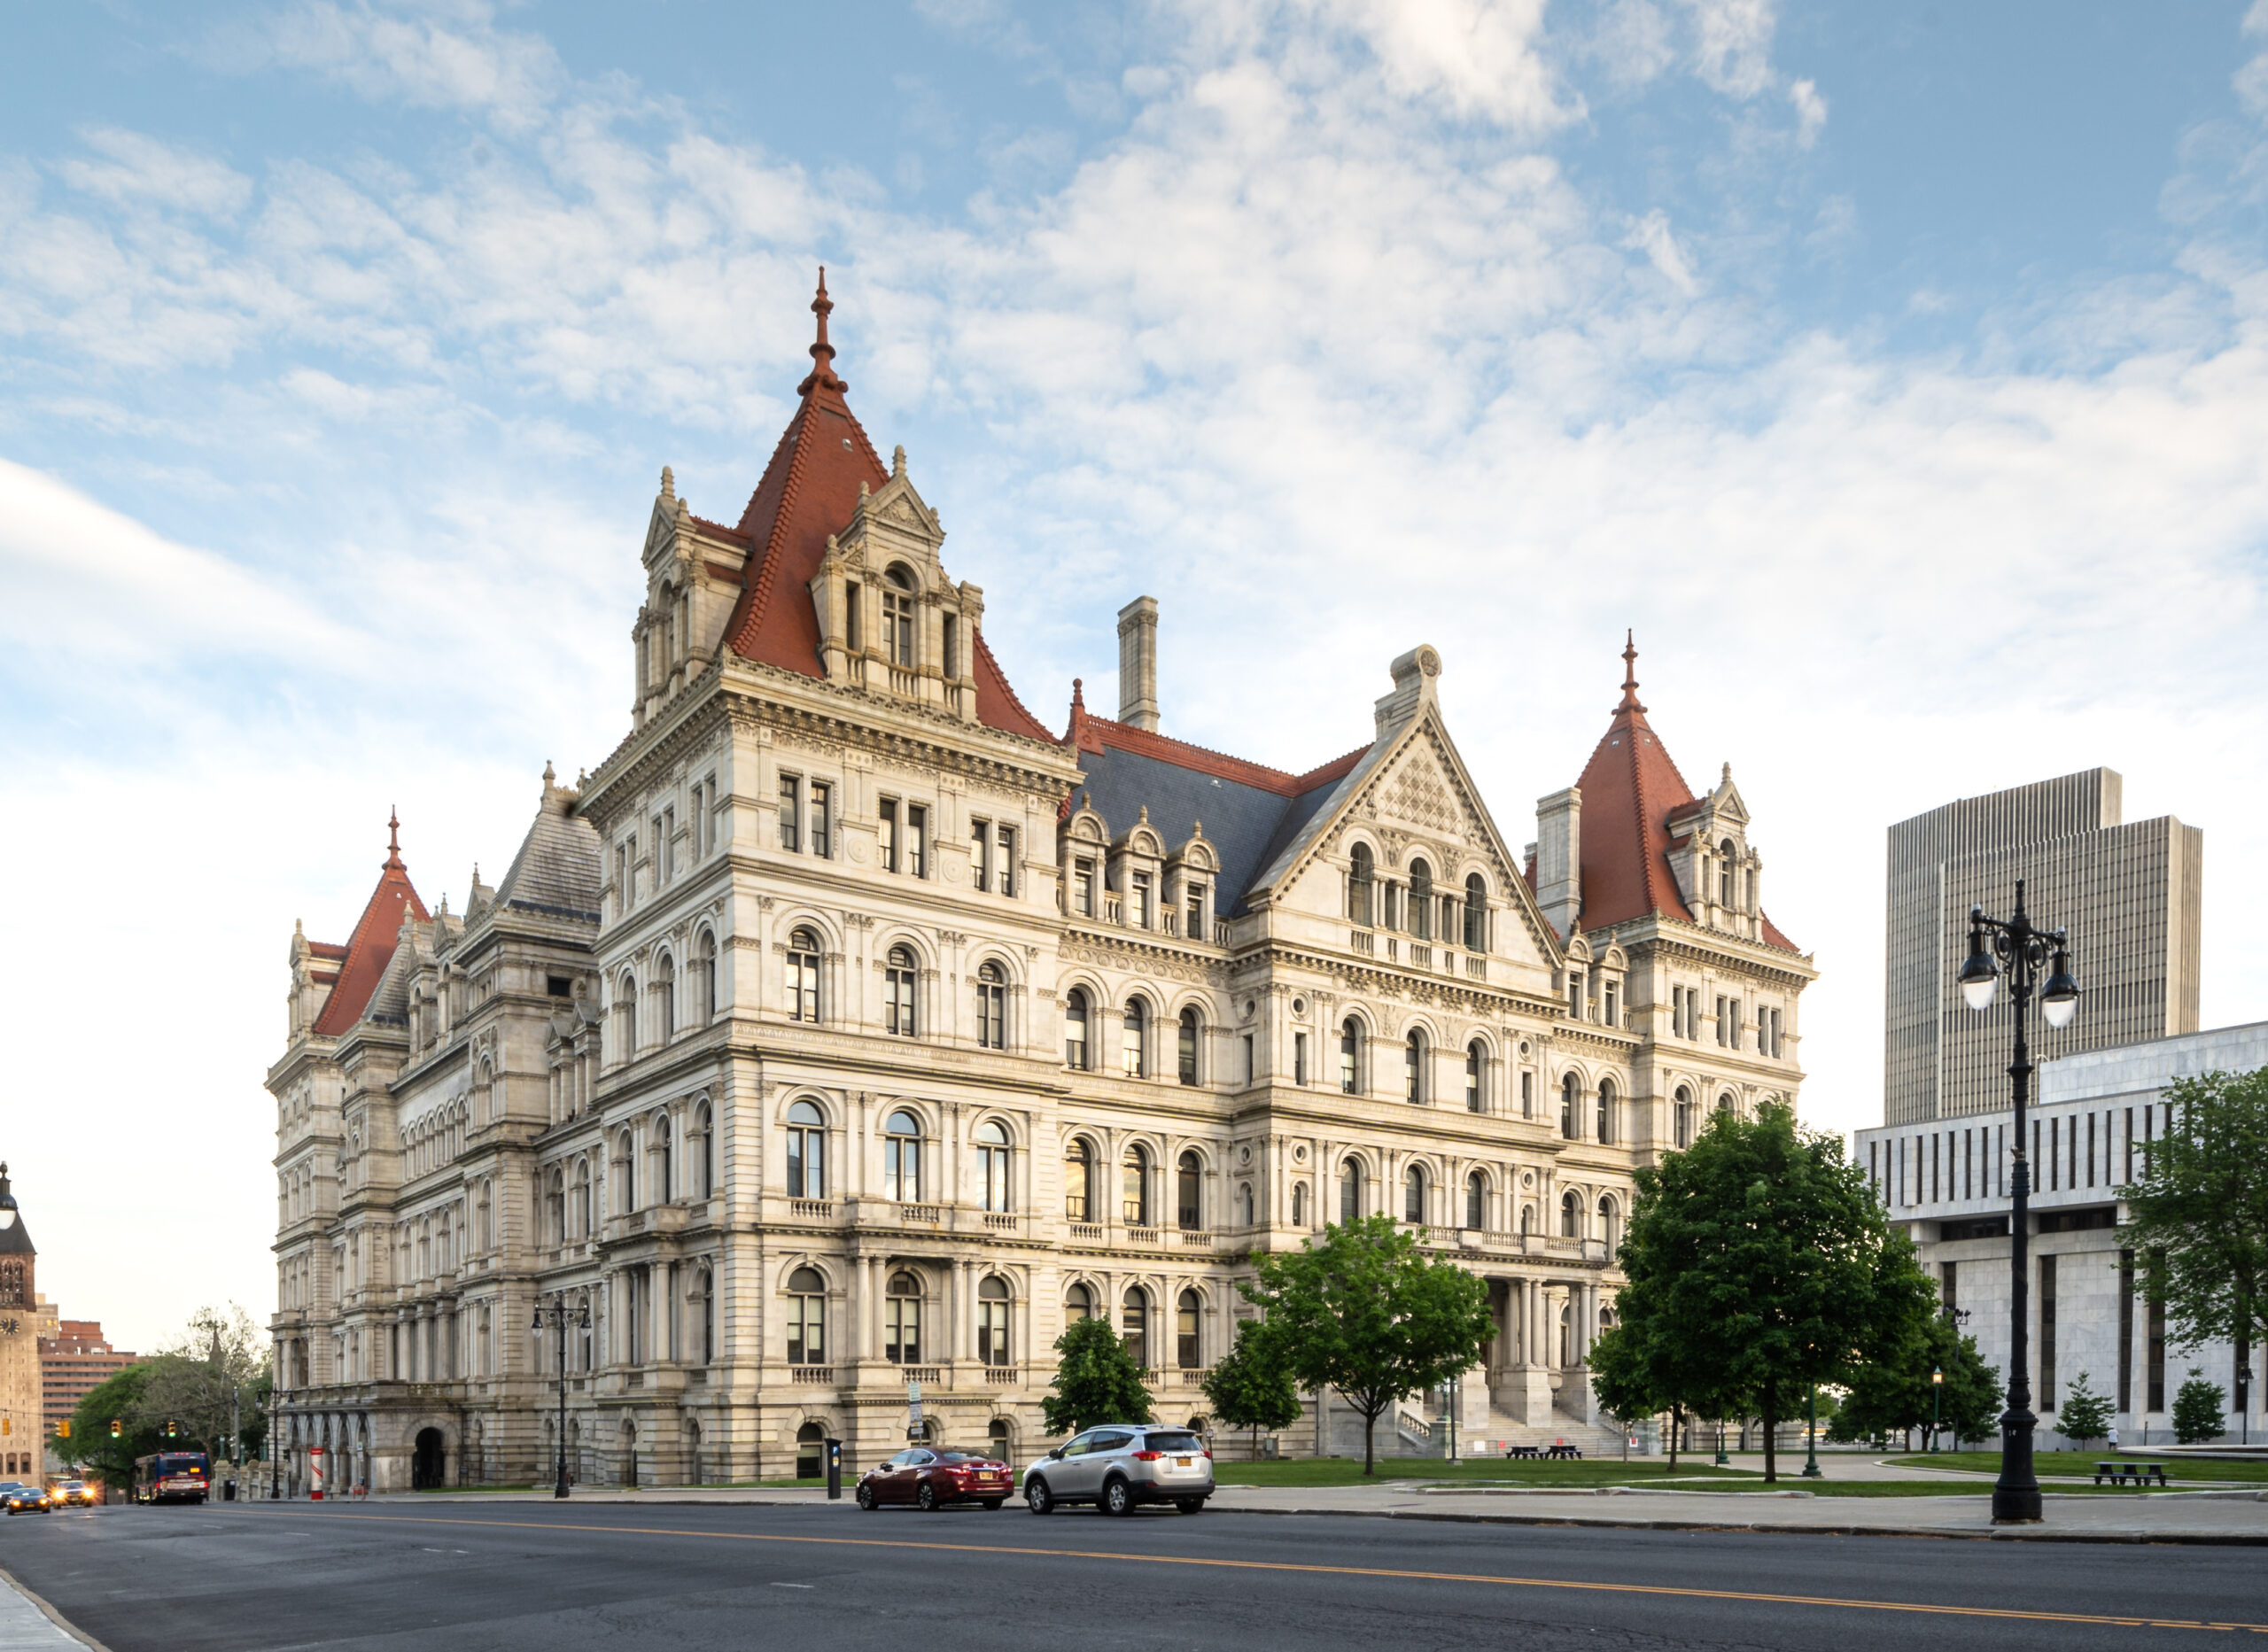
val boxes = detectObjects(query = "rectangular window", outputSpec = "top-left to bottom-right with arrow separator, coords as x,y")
2039,1253 -> 2057,1412
906,804 -> 928,877
1074,858 -> 1095,917
2124,1106 -> 2133,1184
879,800 -> 898,873
2148,1272 -> 2166,1412
1715,995 -> 1728,1046
1293,1031 -> 1309,1086
663,807 -> 676,882
1131,872 -> 1152,928
943,613 -> 959,680
2049,1117 -> 2059,1191
1520,1070 -> 1533,1118
778,775 -> 800,851
2118,1248 -> 2135,1414
2086,1113 -> 2096,1187
651,815 -> 665,888
997,826 -> 1016,897
1242,1034 -> 1254,1085
1604,982 -> 1619,1027
1942,1260 -> 1957,1321
811,782 -> 832,857
1186,883 -> 1205,938
971,819 -> 991,892
1730,998 -> 1742,1049
1569,975 -> 1583,1020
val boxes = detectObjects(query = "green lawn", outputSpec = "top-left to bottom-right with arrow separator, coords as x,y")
1884,1451 -> 2268,1483
1212,1457 -> 1746,1488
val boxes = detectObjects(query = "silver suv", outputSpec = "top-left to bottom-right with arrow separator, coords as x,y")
1022,1424 -> 1214,1516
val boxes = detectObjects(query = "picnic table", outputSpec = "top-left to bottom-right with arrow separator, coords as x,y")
2093,1460 -> 2171,1486
1544,1444 -> 1584,1460
1503,1445 -> 1541,1459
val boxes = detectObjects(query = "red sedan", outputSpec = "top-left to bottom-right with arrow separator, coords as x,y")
856,1447 -> 1014,1511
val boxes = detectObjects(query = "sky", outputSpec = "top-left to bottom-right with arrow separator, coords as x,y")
3,0 -> 2266,1352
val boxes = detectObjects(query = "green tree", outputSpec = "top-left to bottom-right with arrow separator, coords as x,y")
136,1305 -> 271,1467
2119,1068 -> 2268,1412
1040,1315 -> 1153,1436
58,1364 -> 159,1489
1200,1321 -> 1302,1459
1238,1214 -> 1493,1475
2056,1370 -> 2113,1450
1605,1101 -> 1937,1482
2171,1369 -> 2226,1444
1829,1312 -> 2000,1448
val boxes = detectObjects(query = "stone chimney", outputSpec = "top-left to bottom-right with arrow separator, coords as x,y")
1535,787 -> 1582,941
1117,596 -> 1160,732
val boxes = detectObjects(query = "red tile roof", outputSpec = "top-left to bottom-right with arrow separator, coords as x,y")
1571,639 -> 1801,954
310,810 -> 429,1037
1062,678 -> 1370,796
717,271 -> 1046,742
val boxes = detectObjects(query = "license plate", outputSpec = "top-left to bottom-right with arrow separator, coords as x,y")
1176,1457 -> 1193,1468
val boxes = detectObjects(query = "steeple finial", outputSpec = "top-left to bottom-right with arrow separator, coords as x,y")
1617,630 -> 1645,714
384,807 -> 404,870
1072,677 -> 1085,711
799,266 -> 845,395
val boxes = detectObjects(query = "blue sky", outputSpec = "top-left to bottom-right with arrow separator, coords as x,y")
4,0 -> 2265,1347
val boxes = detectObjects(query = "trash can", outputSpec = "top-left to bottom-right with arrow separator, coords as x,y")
825,1439 -> 843,1501
224,1478 -> 237,1501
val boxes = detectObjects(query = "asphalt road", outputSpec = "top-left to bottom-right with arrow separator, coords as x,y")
4,1500 -> 2264,1651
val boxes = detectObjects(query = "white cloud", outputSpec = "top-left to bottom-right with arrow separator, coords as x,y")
55,128 -> 254,219
1621,206 -> 1697,291
1787,76 -> 1827,145
268,0 -> 565,129
1679,0 -> 1777,99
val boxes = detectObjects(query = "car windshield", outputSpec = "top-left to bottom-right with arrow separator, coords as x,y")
1143,1431 -> 1203,1453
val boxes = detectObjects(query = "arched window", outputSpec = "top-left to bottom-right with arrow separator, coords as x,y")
1674,1085 -> 1694,1149
882,564 -> 917,666
1598,1195 -> 1621,1257
697,930 -> 718,1023
885,1270 -> 921,1364
1177,1151 -> 1202,1230
1560,1190 -> 1582,1239
1122,1144 -> 1152,1227
1464,1171 -> 1486,1232
1122,997 -> 1147,1078
546,1170 -> 565,1246
1402,1163 -> 1425,1224
883,1109 -> 922,1203
1239,1183 -> 1255,1227
1718,839 -> 1736,907
1405,1030 -> 1425,1103
884,944 -> 918,1036
1065,1282 -> 1095,1321
787,1267 -> 826,1365
787,1100 -> 826,1198
1561,1073 -> 1581,1139
616,972 -> 639,1056
975,961 -> 1006,1050
1064,1138 -> 1093,1222
694,1267 -> 715,1365
1348,843 -> 1374,927
1596,1077 -> 1617,1146
1121,1286 -> 1150,1367
1177,1007 -> 1200,1085
573,1159 -> 592,1237
1409,858 -> 1434,941
1464,873 -> 1487,951
1519,1202 -> 1534,1237
655,953 -> 677,1040
989,1417 -> 1012,1460
1339,1159 -> 1362,1225
693,1101 -> 713,1199
787,927 -> 820,1023
1340,1019 -> 1362,1095
613,1128 -> 635,1213
1064,989 -> 1090,1069
1176,1289 -> 1201,1369
975,1120 -> 1011,1213
1559,1299 -> 1574,1367
1718,1090 -> 1736,1117
1465,1041 -> 1485,1113
650,1114 -> 673,1205
977,1275 -> 1011,1367
1292,1182 -> 1309,1227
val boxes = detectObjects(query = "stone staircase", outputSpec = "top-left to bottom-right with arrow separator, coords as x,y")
1458,1408 -> 1627,1458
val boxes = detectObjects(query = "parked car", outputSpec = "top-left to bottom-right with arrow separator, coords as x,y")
855,1447 -> 1014,1511
1021,1424 -> 1213,1516
1,1483 -> 52,1516
50,1480 -> 97,1508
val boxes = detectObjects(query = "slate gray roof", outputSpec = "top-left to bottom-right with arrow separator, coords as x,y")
494,785 -> 602,923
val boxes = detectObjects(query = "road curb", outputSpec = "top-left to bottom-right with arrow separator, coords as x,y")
1212,1503 -> 2268,1544
0,1559 -> 115,1652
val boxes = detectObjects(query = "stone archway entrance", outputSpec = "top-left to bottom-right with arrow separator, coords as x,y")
411,1428 -> 446,1490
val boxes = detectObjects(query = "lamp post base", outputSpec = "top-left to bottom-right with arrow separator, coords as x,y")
1991,1496 -> 2044,1524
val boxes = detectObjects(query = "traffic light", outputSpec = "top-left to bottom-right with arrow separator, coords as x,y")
57,1420 -> 69,1439
111,1419 -> 122,1439
163,1420 -> 177,1439
4,1415 -> 11,1436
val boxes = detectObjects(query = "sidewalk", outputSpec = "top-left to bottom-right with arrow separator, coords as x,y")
0,1567 -> 92,1651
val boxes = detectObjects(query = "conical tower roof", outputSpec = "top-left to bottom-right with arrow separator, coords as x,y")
310,810 -> 429,1036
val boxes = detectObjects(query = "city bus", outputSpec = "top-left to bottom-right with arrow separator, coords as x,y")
132,1452 -> 211,1505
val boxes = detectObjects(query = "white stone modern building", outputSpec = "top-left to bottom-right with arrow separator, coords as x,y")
1859,1020 -> 2268,1446
267,278 -> 1816,1491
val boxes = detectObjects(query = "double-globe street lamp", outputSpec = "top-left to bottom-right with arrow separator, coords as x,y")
1955,879 -> 2080,1525
531,1294 -> 591,1501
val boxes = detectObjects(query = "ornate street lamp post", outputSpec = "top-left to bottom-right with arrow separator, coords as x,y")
531,1294 -> 590,1501
1930,1367 -> 1943,1453
1956,880 -> 2080,1524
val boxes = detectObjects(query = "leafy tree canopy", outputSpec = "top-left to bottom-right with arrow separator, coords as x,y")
2119,1067 -> 2268,1373
1040,1314 -> 1153,1436
59,1363 -> 160,1486
1238,1214 -> 1493,1474
2172,1369 -> 2227,1445
1829,1312 -> 2000,1447
1200,1321 -> 1302,1450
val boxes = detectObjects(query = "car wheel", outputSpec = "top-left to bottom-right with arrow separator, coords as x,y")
1025,1477 -> 1054,1516
980,1499 -> 1004,1511
856,1483 -> 877,1511
1102,1477 -> 1135,1517
1175,1497 -> 1205,1514
916,1481 -> 940,1512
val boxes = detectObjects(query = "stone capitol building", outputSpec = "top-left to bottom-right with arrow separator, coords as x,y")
268,278 -> 1816,1491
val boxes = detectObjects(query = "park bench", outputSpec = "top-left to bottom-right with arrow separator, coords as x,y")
1544,1444 -> 1584,1460
2092,1461 -> 2171,1486
1503,1445 -> 1542,1459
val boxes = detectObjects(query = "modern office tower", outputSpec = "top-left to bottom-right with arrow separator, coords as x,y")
1884,769 -> 2202,1126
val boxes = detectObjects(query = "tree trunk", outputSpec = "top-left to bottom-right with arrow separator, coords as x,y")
1668,1404 -> 1682,1473
1362,1402 -> 1378,1474
1761,1378 -> 1778,1484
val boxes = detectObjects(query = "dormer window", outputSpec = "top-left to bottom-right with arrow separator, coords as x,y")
1348,844 -> 1374,927
1719,839 -> 1736,906
1409,859 -> 1433,941
882,566 -> 916,666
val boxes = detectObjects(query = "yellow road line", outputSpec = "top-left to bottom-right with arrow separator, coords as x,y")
269,1509 -> 2268,1634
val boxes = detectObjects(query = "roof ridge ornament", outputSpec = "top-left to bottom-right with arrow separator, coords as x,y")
384,807 -> 405,871
1618,630 -> 1646,715
797,265 -> 847,395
